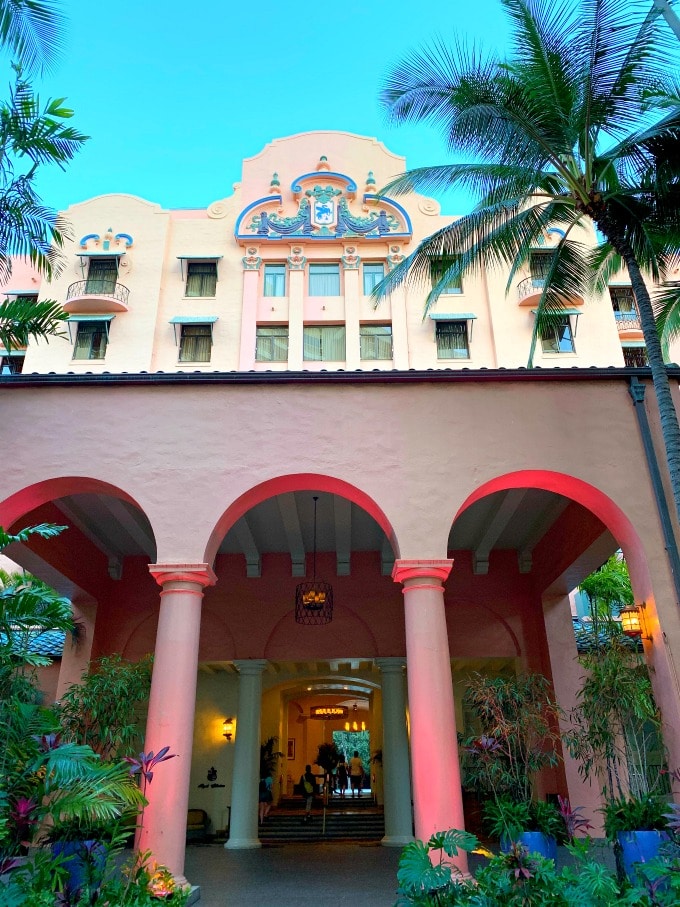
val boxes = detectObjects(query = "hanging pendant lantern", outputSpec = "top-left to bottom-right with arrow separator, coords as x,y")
295,495 -> 333,625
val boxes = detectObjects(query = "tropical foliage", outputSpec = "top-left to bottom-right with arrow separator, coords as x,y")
0,0 -> 66,74
565,557 -> 665,801
59,654 -> 153,761
461,672 -> 561,805
378,0 -> 680,518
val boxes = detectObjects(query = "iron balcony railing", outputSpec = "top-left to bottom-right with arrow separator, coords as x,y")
66,279 -> 130,306
614,311 -> 641,332
517,276 -> 545,302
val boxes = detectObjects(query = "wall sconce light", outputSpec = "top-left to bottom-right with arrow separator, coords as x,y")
222,718 -> 234,741
619,603 -> 651,641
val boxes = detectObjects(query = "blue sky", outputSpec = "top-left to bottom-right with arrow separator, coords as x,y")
10,0 -> 512,216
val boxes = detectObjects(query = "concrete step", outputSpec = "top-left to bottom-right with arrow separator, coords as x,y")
259,808 -> 385,843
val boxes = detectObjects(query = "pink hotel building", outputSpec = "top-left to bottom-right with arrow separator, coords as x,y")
2,131 -> 680,882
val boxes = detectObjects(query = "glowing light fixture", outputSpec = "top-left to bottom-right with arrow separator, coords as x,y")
619,604 -> 650,640
343,702 -> 366,733
222,717 -> 234,741
295,495 -> 333,625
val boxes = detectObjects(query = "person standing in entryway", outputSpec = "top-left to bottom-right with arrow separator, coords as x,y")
349,750 -> 364,798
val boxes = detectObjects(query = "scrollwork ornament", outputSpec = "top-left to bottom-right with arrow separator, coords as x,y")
207,199 -> 229,219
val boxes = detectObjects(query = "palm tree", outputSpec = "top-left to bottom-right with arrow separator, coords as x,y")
378,0 -> 680,517
0,74 -> 87,350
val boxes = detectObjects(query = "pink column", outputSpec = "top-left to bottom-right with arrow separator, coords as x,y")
393,558 -> 468,875
238,265 -> 260,370
138,563 -> 216,884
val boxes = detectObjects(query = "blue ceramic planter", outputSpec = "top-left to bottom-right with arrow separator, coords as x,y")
617,830 -> 668,883
501,831 -> 557,860
51,840 -> 107,894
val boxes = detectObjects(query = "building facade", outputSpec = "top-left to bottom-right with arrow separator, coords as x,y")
1,132 -> 679,885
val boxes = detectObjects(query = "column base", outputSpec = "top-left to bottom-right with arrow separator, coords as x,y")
224,838 -> 263,850
186,886 -> 201,906
381,834 -> 415,847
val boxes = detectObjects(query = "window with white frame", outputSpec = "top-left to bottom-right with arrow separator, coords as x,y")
256,326 -> 289,361
360,324 -> 393,360
186,262 -> 217,298
309,263 -> 340,296
363,263 -> 385,295
179,324 -> 213,362
430,257 -> 463,294
73,321 -> 109,360
540,315 -> 575,353
263,263 -> 286,297
303,325 -> 346,361
435,320 -> 469,358
85,258 -> 117,295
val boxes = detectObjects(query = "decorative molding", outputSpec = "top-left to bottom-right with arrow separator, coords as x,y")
287,246 -> 307,271
391,559 -> 454,586
207,199 -> 229,219
341,245 -> 361,270
149,563 -> 217,589
242,247 -> 262,271
386,244 -> 405,272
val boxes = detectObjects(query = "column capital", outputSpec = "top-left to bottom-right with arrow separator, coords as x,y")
233,659 -> 268,676
392,559 -> 453,586
149,563 -> 217,589
375,657 -> 406,675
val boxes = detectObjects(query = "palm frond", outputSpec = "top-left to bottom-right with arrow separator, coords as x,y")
0,296 -> 67,350
0,522 -> 67,549
653,284 -> 680,361
0,1 -> 65,74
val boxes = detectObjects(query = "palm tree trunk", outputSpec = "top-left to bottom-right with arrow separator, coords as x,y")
601,228 -> 680,523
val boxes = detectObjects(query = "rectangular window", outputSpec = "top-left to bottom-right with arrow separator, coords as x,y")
530,251 -> 554,284
303,325 -> 346,361
0,355 -> 24,374
610,286 -> 637,316
540,315 -> 575,353
85,258 -> 117,295
256,326 -> 289,361
179,324 -> 212,362
186,262 -> 217,298
73,321 -> 108,360
360,324 -> 393,360
430,257 -> 463,294
309,263 -> 340,296
363,263 -> 385,295
435,321 -> 469,359
263,263 -> 286,297
623,347 -> 648,367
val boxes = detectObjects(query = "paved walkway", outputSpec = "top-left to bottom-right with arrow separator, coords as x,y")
184,842 -> 404,906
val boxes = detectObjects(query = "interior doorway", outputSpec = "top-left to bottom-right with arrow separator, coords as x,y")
333,730 -> 370,793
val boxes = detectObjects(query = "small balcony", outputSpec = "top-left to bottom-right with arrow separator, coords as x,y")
517,276 -> 584,308
64,279 -> 130,313
614,311 -> 642,334
517,276 -> 544,306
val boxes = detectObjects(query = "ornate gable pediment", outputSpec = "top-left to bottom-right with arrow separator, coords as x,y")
235,160 -> 412,243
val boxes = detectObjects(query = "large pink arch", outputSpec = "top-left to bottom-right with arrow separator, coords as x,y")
204,472 -> 399,565
454,469 -> 652,596
0,476 -> 149,533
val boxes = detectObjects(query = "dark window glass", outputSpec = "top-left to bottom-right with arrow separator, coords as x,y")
186,262 -> 217,297
73,321 -> 108,360
435,321 -> 469,358
179,324 -> 212,362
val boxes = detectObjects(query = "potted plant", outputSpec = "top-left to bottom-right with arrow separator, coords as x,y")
483,797 -> 562,859
462,672 -> 562,857
603,794 -> 669,883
